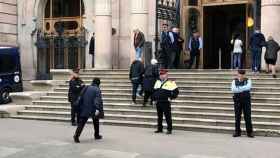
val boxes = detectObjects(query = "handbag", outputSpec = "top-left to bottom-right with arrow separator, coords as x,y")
73,86 -> 88,108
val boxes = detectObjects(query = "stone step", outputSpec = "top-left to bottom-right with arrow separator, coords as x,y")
77,76 -> 280,82
25,105 -> 280,117
40,94 -> 280,104
15,110 -> 280,130
55,85 -> 280,93
32,100 -> 280,110
10,114 -> 280,136
17,108 -> 280,123
47,89 -> 280,98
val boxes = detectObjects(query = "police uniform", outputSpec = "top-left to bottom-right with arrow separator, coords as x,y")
153,73 -> 179,134
231,78 -> 254,137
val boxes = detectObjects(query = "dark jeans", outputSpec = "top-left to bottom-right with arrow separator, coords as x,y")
252,48 -> 262,72
233,96 -> 253,134
74,116 -> 100,138
132,82 -> 143,102
71,103 -> 80,124
156,102 -> 172,132
174,51 -> 181,69
143,91 -> 153,105
168,51 -> 177,69
188,50 -> 200,69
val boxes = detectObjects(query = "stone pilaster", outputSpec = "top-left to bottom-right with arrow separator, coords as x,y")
261,0 -> 280,69
95,0 -> 113,69
130,0 -> 149,61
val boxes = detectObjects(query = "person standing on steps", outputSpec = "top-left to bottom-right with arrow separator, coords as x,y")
68,68 -> 84,126
250,29 -> 266,74
129,59 -> 145,104
231,34 -> 243,69
264,36 -> 280,78
73,78 -> 104,143
153,69 -> 179,135
133,29 -> 146,60
143,59 -> 159,106
231,69 -> 254,138
187,30 -> 203,69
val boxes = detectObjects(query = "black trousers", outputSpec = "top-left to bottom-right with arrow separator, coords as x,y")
188,50 -> 200,69
233,96 -> 253,134
74,116 -> 100,138
132,82 -> 143,102
144,91 -> 153,105
71,103 -> 80,124
168,51 -> 177,69
156,102 -> 172,132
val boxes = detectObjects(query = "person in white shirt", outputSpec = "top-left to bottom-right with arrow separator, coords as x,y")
231,34 -> 243,69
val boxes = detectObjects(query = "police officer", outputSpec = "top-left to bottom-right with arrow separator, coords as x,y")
68,68 -> 84,126
153,69 -> 179,134
231,69 -> 254,138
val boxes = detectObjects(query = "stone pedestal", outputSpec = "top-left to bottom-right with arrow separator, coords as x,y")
95,0 -> 112,69
130,0 -> 149,61
261,0 -> 280,69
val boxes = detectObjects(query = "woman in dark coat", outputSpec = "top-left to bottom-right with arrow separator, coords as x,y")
68,68 -> 84,126
143,59 -> 159,106
265,36 -> 280,78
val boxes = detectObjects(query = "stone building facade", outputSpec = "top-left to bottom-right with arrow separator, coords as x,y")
1,0 -> 280,80
0,0 -> 17,46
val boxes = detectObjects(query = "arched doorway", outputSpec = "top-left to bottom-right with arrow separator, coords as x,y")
36,0 -> 86,79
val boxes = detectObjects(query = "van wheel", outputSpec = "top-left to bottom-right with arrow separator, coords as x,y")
0,88 -> 12,104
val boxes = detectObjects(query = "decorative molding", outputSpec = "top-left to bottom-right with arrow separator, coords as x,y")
95,0 -> 112,16
131,0 -> 148,14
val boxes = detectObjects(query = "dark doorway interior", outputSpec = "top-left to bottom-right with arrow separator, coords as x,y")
203,4 -> 246,69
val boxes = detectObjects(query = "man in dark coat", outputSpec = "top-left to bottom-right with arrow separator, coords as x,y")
143,59 -> 159,106
250,29 -> 266,73
160,24 -> 171,69
265,36 -> 280,78
188,31 -> 203,69
89,33 -> 95,68
73,78 -> 104,143
129,59 -> 145,104
133,29 -> 146,60
68,68 -> 84,126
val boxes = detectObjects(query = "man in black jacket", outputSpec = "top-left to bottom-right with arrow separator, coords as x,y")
89,33 -> 95,68
143,59 -> 159,106
73,78 -> 104,143
68,68 -> 84,126
250,29 -> 266,73
129,59 -> 145,104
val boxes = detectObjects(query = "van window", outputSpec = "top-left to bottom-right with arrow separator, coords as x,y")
0,54 -> 16,73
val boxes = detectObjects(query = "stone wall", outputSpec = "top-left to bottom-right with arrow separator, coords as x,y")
0,0 -> 17,46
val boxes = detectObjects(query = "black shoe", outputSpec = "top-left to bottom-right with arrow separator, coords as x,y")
73,136 -> 80,143
95,135 -> 103,140
273,75 -> 277,78
166,131 -> 172,135
247,133 -> 255,138
232,133 -> 241,137
154,130 -> 163,133
71,122 -> 77,126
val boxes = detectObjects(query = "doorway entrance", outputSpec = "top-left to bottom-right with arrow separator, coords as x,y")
203,4 -> 247,69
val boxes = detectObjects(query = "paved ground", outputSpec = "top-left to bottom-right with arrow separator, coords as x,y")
0,119 -> 280,158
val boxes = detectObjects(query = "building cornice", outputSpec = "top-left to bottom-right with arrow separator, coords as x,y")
262,0 -> 280,6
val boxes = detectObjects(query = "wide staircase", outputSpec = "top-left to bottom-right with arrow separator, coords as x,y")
11,69 -> 280,136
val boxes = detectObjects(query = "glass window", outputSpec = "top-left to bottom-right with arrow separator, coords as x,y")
0,54 -> 16,73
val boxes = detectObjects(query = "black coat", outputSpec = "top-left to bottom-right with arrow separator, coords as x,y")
79,85 -> 104,118
143,64 -> 159,92
250,32 -> 266,49
89,36 -> 95,55
129,60 -> 144,84
68,77 -> 84,103
265,39 -> 280,61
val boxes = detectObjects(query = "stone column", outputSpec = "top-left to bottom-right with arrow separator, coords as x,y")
261,0 -> 280,69
95,0 -> 112,69
130,0 -> 149,61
